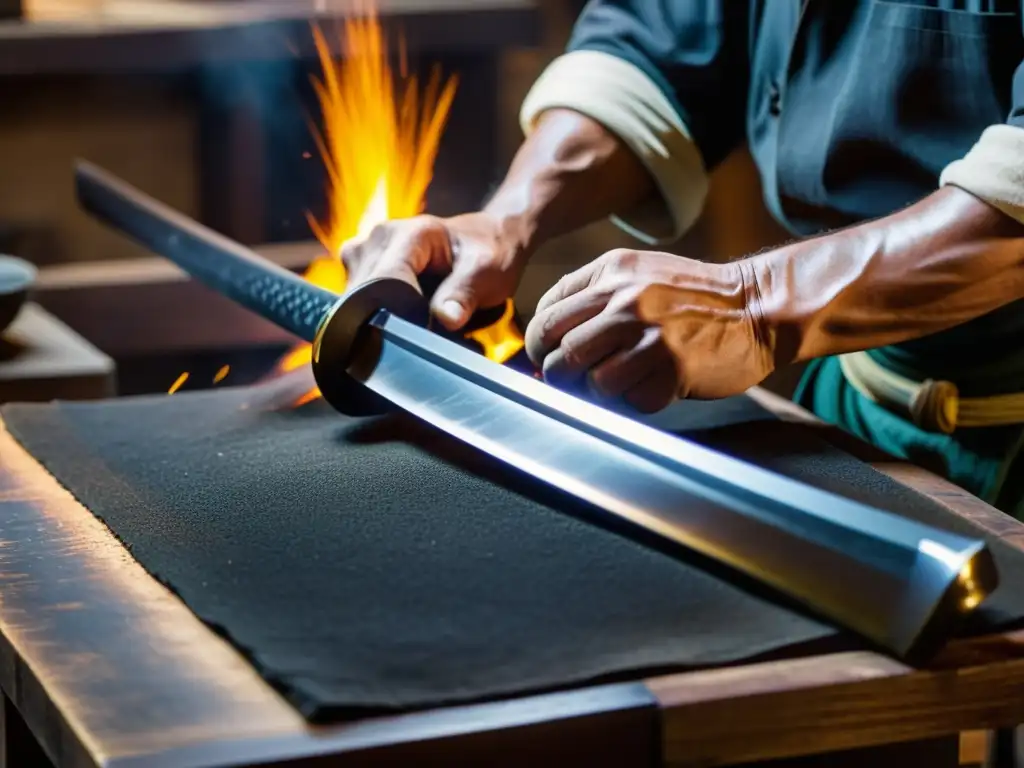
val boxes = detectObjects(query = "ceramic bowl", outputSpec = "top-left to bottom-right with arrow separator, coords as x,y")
0,255 -> 37,335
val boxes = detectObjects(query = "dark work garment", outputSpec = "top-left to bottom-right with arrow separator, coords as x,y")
568,0 -> 1024,390
5,377 -> 1024,720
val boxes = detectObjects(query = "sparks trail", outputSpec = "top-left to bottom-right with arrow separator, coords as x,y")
168,372 -> 189,395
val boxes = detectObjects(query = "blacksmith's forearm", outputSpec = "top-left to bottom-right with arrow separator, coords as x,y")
482,109 -> 654,262
747,186 -> 1024,366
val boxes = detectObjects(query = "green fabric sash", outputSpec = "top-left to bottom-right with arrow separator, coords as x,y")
794,356 -> 1024,519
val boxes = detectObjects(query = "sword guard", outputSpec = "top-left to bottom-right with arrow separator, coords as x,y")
312,278 -> 428,416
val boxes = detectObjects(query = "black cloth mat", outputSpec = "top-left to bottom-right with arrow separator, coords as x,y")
4,376 -> 1024,722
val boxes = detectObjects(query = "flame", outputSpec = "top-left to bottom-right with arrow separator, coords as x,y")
275,3 -> 524,404
468,300 -> 524,362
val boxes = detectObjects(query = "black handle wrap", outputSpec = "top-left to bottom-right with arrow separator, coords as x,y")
75,161 -> 523,355
75,161 -> 337,343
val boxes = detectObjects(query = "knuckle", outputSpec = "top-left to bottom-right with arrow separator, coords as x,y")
535,313 -> 558,346
365,220 -> 393,244
367,215 -> 434,245
404,215 -> 451,262
366,222 -> 388,239
551,273 -> 573,295
344,215 -> 446,266
339,240 -> 359,267
559,336 -> 583,369
600,248 -> 637,273
608,284 -> 645,315
407,214 -> 445,240
524,319 -> 549,362
537,308 -> 569,346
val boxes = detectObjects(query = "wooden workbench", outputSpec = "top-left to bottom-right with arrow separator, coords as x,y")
0,386 -> 1022,767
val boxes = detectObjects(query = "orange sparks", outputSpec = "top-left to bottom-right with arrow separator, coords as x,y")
214,365 -> 231,384
274,2 -> 523,405
293,388 -> 324,408
168,372 -> 189,395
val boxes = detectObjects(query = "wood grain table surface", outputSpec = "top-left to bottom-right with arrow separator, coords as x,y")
0,385 -> 1022,766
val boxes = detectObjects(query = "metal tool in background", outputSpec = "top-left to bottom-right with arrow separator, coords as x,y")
75,159 -> 999,662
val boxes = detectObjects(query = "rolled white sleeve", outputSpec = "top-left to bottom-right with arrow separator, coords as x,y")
519,50 -> 708,245
940,124 -> 1024,225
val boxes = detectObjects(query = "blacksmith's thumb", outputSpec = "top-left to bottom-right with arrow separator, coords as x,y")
431,274 -> 478,331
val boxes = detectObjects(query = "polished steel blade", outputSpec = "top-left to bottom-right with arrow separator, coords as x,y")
320,304 -> 996,660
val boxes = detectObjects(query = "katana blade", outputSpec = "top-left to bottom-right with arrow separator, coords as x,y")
75,159 -> 999,662
323,304 -> 996,659
76,161 -> 336,343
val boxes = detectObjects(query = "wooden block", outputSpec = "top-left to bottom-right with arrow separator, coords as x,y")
0,302 -> 115,403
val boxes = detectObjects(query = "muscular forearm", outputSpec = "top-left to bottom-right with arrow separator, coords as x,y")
482,109 -> 655,262
747,186 -> 1024,366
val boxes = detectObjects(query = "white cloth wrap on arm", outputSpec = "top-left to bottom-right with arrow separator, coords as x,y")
941,124 -> 1024,225
519,50 -> 709,244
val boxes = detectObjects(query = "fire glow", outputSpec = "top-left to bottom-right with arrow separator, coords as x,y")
277,4 -> 525,400
168,3 -> 524,397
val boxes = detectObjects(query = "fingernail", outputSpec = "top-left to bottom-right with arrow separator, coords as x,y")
438,300 -> 465,324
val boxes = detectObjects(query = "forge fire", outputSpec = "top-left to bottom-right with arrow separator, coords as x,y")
165,3 -> 525,400
279,6 -> 525,404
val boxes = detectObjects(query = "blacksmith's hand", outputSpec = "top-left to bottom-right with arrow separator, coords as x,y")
340,212 -> 529,331
524,249 -> 774,413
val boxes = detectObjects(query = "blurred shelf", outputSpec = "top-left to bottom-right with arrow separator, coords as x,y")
0,0 -> 540,74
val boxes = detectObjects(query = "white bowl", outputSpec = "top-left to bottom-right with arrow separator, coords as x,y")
0,255 -> 37,334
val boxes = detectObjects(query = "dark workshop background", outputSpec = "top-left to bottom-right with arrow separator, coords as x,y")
0,0 -> 803,396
